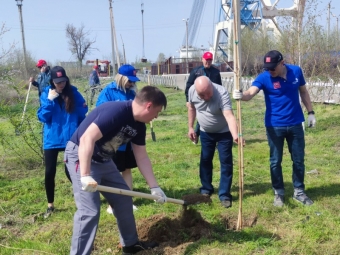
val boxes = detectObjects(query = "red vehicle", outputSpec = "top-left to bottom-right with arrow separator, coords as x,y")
86,60 -> 112,77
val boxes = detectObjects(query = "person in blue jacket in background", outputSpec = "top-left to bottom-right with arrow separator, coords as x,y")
29,59 -> 51,98
96,64 -> 139,214
37,66 -> 88,218
88,65 -> 101,105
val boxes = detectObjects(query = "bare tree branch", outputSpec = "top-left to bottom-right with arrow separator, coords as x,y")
0,23 -> 16,63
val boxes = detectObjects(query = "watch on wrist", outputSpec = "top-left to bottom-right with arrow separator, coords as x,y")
308,111 -> 315,115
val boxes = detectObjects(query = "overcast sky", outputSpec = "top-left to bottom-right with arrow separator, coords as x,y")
1,0 -> 339,65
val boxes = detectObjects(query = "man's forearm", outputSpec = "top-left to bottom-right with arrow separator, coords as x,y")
188,107 -> 196,129
226,116 -> 238,140
78,137 -> 95,177
300,91 -> 313,112
137,157 -> 158,188
223,110 -> 238,140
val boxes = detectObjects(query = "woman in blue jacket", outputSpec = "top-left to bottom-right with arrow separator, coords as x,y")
37,66 -> 88,218
96,64 -> 139,214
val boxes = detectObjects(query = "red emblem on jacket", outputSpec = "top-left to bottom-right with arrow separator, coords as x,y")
273,81 -> 281,89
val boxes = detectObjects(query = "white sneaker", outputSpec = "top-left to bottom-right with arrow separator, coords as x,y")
106,206 -> 113,214
107,205 -> 137,214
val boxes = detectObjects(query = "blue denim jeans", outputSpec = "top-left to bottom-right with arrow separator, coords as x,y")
266,124 -> 305,196
199,131 -> 233,201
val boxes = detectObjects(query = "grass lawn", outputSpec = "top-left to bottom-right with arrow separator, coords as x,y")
1,79 -> 340,255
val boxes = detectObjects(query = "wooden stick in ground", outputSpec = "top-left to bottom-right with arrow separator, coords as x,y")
20,81 -> 32,125
147,73 -> 156,141
232,0 -> 244,231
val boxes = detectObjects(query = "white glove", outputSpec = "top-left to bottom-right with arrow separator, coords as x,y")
233,89 -> 243,100
307,114 -> 316,127
81,176 -> 98,192
151,187 -> 167,204
47,89 -> 59,101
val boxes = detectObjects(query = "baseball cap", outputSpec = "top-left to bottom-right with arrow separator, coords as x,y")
36,59 -> 47,68
118,64 -> 140,82
51,66 -> 68,83
263,50 -> 283,69
93,65 -> 98,69
202,52 -> 213,60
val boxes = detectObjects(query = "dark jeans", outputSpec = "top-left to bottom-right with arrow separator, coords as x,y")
266,124 -> 305,196
199,131 -> 233,201
44,149 -> 71,203
195,122 -> 200,137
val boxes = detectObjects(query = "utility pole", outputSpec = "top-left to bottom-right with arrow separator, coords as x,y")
120,34 -> 126,64
108,0 -> 121,75
183,18 -> 189,73
15,0 -> 28,78
327,1 -> 331,50
108,0 -> 116,76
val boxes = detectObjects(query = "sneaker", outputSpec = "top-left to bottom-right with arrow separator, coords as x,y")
107,206 -> 113,214
273,195 -> 284,207
44,206 -> 54,219
107,205 -> 138,214
122,241 -> 158,255
200,192 -> 211,197
221,200 -> 232,208
293,193 -> 313,205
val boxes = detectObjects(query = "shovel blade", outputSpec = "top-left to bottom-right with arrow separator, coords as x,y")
151,131 -> 156,142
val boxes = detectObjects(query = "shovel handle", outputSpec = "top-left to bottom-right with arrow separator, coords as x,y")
97,185 -> 185,205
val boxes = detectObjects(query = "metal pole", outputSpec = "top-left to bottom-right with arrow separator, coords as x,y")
182,18 -> 189,73
327,2 -> 331,49
108,0 -> 117,76
141,1 -> 145,59
16,2 -> 28,78
337,17 -> 339,50
186,19 -> 189,74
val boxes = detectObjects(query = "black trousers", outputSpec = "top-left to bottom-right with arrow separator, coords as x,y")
44,148 -> 71,204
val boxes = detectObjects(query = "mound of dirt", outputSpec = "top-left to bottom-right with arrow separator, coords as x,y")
136,208 -> 212,254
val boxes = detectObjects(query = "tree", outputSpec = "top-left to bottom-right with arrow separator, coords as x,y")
157,53 -> 166,63
0,23 -> 15,64
65,23 -> 96,68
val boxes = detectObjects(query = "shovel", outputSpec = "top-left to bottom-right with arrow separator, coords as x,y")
97,185 -> 186,205
150,121 -> 156,142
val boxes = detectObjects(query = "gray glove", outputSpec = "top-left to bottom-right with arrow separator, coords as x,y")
151,187 -> 167,204
307,114 -> 316,127
233,89 -> 243,100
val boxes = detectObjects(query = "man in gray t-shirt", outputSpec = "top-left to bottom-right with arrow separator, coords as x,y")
187,76 -> 239,208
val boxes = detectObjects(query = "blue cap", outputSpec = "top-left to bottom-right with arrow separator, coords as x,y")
118,65 -> 140,82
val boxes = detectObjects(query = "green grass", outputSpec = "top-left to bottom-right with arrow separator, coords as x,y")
1,80 -> 340,254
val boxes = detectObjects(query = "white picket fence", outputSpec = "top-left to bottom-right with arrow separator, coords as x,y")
138,74 -> 340,104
